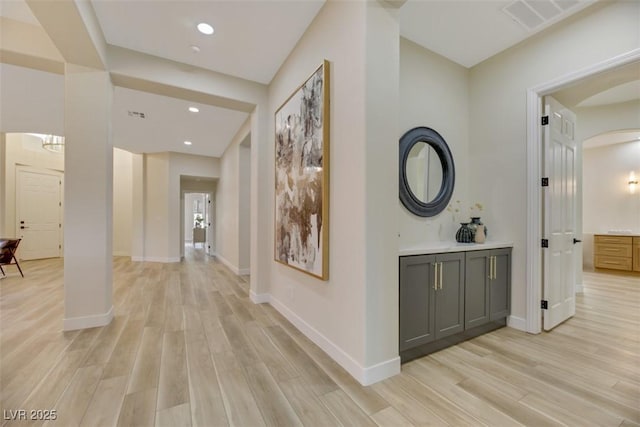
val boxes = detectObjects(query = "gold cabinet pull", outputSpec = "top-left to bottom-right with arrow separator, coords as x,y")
439,262 -> 443,290
434,262 -> 438,290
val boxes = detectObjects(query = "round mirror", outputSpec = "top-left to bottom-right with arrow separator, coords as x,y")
399,127 -> 455,217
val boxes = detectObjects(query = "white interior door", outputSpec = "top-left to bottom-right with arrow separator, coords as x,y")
543,96 -> 577,331
205,193 -> 214,255
16,168 -> 63,260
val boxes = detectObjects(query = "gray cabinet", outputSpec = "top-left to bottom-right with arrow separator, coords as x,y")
399,252 -> 464,352
490,248 -> 511,320
400,246 -> 511,362
465,248 -> 511,329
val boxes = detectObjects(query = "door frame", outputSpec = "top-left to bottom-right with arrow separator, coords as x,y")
525,48 -> 640,334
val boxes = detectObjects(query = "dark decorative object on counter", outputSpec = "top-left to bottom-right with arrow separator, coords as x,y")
456,223 -> 474,243
470,217 -> 487,239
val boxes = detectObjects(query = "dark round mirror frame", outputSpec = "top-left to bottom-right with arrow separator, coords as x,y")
399,126 -> 455,217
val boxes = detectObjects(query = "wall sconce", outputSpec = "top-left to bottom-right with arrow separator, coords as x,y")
630,171 -> 638,194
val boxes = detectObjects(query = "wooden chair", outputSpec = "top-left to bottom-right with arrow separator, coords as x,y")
0,238 -> 23,278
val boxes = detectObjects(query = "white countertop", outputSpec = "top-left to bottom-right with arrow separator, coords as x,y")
399,240 -> 513,256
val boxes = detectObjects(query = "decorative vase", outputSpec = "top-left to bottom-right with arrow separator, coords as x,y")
470,217 -> 487,238
474,223 -> 486,243
455,223 -> 474,243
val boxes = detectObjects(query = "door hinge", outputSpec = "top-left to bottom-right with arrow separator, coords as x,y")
59,202 -> 62,206
59,223 -> 61,228
541,116 -> 549,126
541,300 -> 548,310
541,177 -> 549,187
541,239 -> 549,248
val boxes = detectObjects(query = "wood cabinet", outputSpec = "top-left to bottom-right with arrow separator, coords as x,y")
594,234 -> 638,272
399,246 -> 511,362
635,237 -> 640,272
399,253 -> 464,352
192,227 -> 206,247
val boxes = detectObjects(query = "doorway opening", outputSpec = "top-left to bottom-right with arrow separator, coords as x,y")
180,175 -> 217,260
526,49 -> 640,333
184,192 -> 210,256
581,129 -> 640,275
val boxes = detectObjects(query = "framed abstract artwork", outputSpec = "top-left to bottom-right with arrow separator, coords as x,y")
274,60 -> 330,280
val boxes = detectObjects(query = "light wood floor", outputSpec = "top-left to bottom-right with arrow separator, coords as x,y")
1,251 -> 639,426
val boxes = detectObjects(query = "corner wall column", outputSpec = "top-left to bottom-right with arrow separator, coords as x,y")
131,153 -> 145,261
63,64 -> 114,331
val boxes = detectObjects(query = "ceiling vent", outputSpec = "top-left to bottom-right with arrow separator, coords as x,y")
128,110 -> 146,119
503,0 -> 579,32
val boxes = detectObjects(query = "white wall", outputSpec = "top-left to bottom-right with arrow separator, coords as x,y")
217,144 -> 239,269
144,152 -> 171,261
584,141 -> 640,232
576,100 -> 640,140
265,0 -> 400,383
141,152 -> 220,262
113,148 -> 133,256
399,38 -> 470,246
217,119 -> 250,274
238,142 -> 251,273
468,0 -> 640,322
0,64 -> 64,135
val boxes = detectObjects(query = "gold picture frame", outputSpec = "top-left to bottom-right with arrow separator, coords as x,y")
274,60 -> 330,280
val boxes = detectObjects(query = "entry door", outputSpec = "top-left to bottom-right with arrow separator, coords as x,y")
543,96 -> 577,331
16,168 -> 63,260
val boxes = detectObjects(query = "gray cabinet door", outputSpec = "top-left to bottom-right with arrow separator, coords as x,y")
434,252 -> 465,339
399,255 -> 436,351
490,248 -> 511,320
465,251 -> 490,329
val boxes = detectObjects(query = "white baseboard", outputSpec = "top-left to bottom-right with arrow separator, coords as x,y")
507,315 -> 527,332
238,267 -> 250,275
250,290 -> 270,304
64,305 -> 114,331
362,356 -> 401,386
268,294 -> 399,386
216,254 -> 241,275
131,256 -> 180,263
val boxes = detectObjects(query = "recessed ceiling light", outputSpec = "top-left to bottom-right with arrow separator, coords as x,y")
184,141 -> 193,146
188,106 -> 199,113
197,23 -> 214,35
190,45 -> 201,53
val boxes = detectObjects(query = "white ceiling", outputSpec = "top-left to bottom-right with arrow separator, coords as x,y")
112,87 -> 249,157
1,0 -> 635,159
91,0 -> 325,85
399,0 -> 596,68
